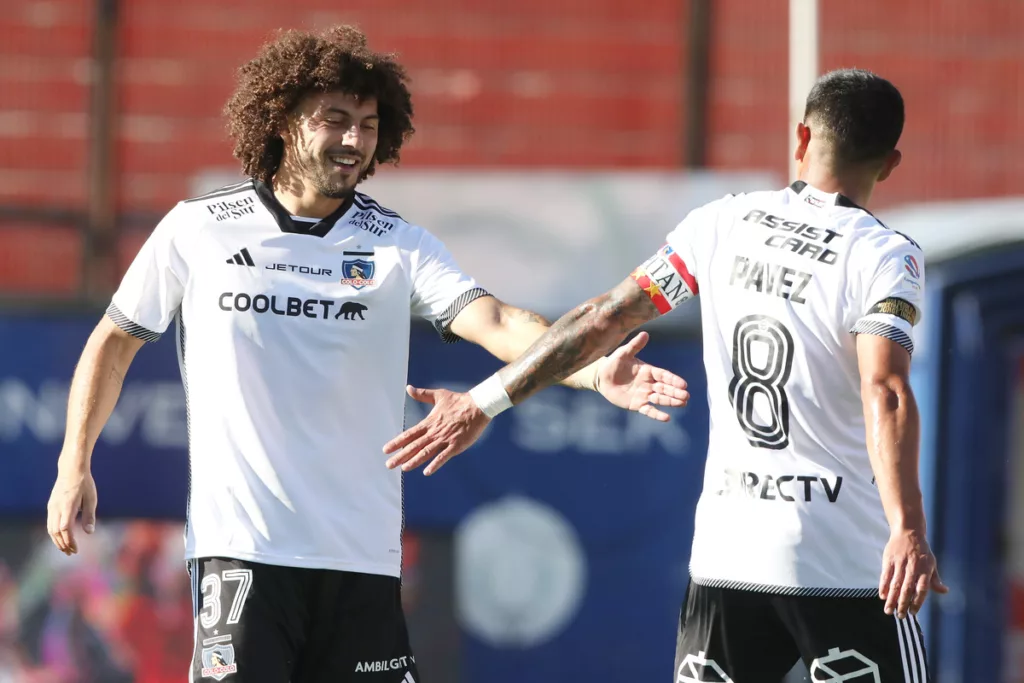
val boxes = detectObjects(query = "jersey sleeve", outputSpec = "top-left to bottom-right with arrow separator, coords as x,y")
629,198 -> 725,315
849,234 -> 925,356
107,204 -> 189,342
409,228 -> 490,343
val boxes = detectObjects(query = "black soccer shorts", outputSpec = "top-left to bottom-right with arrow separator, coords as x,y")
674,581 -> 931,682
187,557 -> 420,683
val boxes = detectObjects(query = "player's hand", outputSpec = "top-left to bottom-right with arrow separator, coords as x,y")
46,465 -> 98,556
879,528 -> 948,618
383,387 -> 489,476
595,331 -> 690,421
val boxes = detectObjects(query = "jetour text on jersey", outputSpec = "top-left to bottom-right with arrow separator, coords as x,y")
742,209 -> 843,265
218,292 -> 367,320
715,469 -> 844,503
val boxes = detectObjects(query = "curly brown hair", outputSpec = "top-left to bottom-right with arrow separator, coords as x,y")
224,25 -> 415,183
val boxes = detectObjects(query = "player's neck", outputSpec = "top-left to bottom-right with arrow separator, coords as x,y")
799,166 -> 876,210
270,168 -> 347,219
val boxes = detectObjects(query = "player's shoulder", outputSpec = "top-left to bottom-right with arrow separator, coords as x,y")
173,178 -> 259,224
695,188 -> 795,218
672,191 -> 751,230
181,178 -> 257,208
353,191 -> 404,223
351,190 -> 435,246
844,208 -> 923,261
838,209 -> 924,299
696,190 -> 749,213
725,188 -> 784,205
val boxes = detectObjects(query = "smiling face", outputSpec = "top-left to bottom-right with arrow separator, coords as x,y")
281,90 -> 380,199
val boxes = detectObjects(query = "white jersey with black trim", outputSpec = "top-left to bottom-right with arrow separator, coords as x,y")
631,181 -> 925,595
108,179 -> 488,577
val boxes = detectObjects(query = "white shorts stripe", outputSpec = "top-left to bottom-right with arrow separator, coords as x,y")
910,614 -> 929,681
907,618 -> 922,682
896,615 -> 913,682
896,615 -> 927,682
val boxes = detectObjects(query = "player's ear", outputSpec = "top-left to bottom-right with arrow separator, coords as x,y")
794,122 -> 811,162
877,149 -> 902,182
278,117 -> 294,146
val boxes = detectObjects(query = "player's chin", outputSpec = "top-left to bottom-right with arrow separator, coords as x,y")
317,174 -> 358,198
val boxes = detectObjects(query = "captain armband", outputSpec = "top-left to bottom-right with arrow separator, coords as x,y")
867,297 -> 918,326
630,244 -> 698,315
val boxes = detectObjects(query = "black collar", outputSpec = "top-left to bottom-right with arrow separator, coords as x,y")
788,180 -> 870,213
254,179 -> 354,238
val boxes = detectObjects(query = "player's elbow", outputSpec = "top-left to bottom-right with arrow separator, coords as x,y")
861,373 -> 914,415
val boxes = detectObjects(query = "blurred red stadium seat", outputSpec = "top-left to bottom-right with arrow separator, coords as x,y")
0,0 -> 1021,294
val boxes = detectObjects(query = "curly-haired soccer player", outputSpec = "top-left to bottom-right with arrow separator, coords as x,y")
45,26 -> 688,683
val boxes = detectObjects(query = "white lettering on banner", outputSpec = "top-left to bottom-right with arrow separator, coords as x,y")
0,379 -> 187,448
511,392 -> 690,455
0,379 -> 64,442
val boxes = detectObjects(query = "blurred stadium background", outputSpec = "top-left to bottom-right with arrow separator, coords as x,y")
0,0 -> 1022,681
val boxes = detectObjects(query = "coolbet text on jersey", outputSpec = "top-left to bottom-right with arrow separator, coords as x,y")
633,181 -> 925,596
107,179 -> 488,576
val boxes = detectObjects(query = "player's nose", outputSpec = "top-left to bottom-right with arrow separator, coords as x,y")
340,124 -> 367,150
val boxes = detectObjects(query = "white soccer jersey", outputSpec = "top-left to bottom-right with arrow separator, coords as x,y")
631,181 -> 925,595
108,179 -> 487,577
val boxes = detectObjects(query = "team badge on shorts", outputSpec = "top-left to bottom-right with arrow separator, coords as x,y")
201,643 -> 238,680
676,651 -> 734,683
809,647 -> 880,682
341,251 -> 376,290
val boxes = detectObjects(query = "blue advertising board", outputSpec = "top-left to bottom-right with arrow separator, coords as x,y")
0,311 -> 710,683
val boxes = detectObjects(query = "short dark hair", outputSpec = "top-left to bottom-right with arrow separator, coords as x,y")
803,68 -> 904,166
224,25 -> 415,183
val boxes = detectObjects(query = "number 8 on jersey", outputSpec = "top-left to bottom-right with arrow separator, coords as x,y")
728,315 -> 795,450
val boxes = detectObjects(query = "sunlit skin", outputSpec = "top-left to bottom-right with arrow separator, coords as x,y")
272,91 -> 380,218
793,119 -> 901,209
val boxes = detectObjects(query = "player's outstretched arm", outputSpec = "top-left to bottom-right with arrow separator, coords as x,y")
492,277 -> 672,407
856,333 -> 948,619
445,294 -> 688,407
47,315 -> 144,556
444,295 -> 605,391
385,277 -> 689,475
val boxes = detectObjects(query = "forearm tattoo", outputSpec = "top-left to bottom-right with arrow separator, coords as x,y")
505,306 -> 551,326
498,280 -> 660,403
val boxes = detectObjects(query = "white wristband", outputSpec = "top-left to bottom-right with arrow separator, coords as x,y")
591,356 -> 608,392
468,373 -> 514,419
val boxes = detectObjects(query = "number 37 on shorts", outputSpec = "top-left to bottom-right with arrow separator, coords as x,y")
190,559 -> 254,681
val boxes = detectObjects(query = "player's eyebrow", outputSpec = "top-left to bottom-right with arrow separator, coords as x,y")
323,106 -> 379,120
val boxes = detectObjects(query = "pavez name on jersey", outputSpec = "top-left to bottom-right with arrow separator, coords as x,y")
107,179 -> 489,577
629,181 -> 924,596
